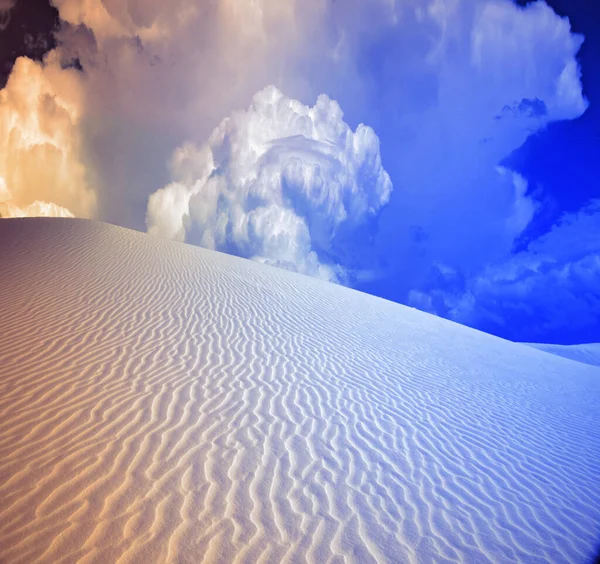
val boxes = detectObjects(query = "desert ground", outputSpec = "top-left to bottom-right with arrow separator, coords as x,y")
0,218 -> 599,563
526,342 -> 600,368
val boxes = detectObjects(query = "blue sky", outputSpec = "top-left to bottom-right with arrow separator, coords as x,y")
0,0 -> 598,345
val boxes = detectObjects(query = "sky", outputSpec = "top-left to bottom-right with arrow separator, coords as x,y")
0,0 -> 598,345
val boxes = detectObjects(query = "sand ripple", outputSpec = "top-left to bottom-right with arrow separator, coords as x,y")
0,219 -> 599,563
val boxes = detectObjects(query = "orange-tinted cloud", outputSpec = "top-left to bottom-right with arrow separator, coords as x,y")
0,52 -> 96,218
0,178 -> 74,217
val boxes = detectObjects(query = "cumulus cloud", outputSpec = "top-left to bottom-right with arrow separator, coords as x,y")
147,86 -> 392,281
0,178 -> 74,218
44,0 -> 322,226
410,201 -> 600,343
48,0 -> 586,307
2,0 -> 395,226
360,0 -> 588,327
0,52 -> 96,219
9,0 -> 583,243
0,0 -> 592,340
393,1 -> 592,343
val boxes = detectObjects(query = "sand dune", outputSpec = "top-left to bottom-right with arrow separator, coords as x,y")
525,342 -> 600,368
0,218 -> 599,563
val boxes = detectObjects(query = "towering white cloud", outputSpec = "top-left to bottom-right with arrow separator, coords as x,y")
0,53 -> 96,219
147,86 -> 392,281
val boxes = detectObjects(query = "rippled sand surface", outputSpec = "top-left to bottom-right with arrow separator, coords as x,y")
1,218 -> 599,563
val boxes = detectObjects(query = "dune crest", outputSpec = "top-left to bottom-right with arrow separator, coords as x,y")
0,218 -> 599,563
525,342 -> 600,368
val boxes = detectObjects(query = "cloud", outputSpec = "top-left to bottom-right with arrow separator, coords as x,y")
45,0 -> 313,226
1,0 -> 395,226
16,0 -> 584,251
0,52 -> 96,219
0,0 -> 15,31
395,0 -> 593,344
370,0 -> 587,287
41,0 -> 412,229
0,0 -> 592,341
410,201 -> 600,343
147,86 -> 392,282
0,178 -> 74,218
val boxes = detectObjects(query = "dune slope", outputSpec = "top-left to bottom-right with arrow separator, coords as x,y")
526,342 -> 600,368
0,218 -> 599,564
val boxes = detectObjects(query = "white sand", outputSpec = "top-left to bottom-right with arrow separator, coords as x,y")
0,218 -> 599,564
525,342 -> 600,368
